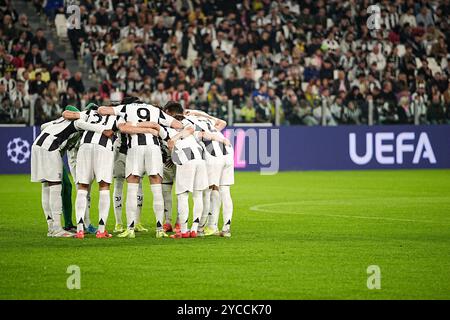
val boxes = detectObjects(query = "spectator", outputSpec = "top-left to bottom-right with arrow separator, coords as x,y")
416,6 -> 434,28
342,101 -> 361,125
25,44 -> 43,66
330,95 -> 344,123
68,72 -> 85,94
41,41 -> 60,68
51,59 -> 70,81
171,82 -> 190,108
1,0 -> 449,127
31,28 -> 47,51
190,84 -> 209,112
10,80 -> 30,113
410,82 -> 429,124
151,82 -> 170,107
28,72 -> 47,95
252,83 -> 271,122
0,83 -> 11,121
0,70 -> 16,94
60,86 -> 80,107
427,92 -> 446,124
240,100 -> 256,123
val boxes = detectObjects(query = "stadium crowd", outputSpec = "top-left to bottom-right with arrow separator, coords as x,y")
1,0 -> 450,126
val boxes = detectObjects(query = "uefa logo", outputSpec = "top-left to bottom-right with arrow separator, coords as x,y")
6,137 -> 31,165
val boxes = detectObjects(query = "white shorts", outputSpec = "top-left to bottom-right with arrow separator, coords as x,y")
113,151 -> 127,179
76,144 -> 115,184
205,153 -> 235,187
126,145 -> 163,178
175,159 -> 208,194
163,162 -> 176,184
31,145 -> 63,183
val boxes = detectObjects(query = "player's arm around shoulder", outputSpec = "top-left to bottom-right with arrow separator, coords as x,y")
214,118 -> 227,131
136,121 -> 160,131
199,131 -> 231,146
62,110 -> 81,120
98,105 -> 121,116
168,114 -> 184,129
73,114 -> 113,137
118,122 -> 159,136
185,109 -> 227,131
171,126 -> 194,142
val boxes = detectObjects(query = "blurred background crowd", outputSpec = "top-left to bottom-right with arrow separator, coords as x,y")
0,0 -> 449,126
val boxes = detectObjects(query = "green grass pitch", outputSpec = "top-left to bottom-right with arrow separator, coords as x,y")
0,170 -> 449,299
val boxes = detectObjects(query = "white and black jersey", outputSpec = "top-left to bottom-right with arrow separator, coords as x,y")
114,132 -> 129,155
160,126 -> 204,166
112,102 -> 176,148
33,117 -> 82,152
159,135 -> 171,163
80,109 -> 125,151
184,115 -> 229,157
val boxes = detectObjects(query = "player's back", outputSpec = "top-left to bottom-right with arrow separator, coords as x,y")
34,117 -> 79,152
115,102 -> 167,148
80,109 -> 122,151
185,115 -> 230,157
164,126 -> 204,165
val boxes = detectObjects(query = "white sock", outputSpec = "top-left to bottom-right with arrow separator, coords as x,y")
84,191 -> 91,228
191,190 -> 203,232
177,192 -> 189,233
136,181 -> 143,224
208,189 -> 220,230
41,183 -> 53,231
113,178 -> 124,225
98,190 -> 110,233
162,183 -> 173,224
76,189 -> 88,232
200,188 -> 211,228
151,184 -> 164,230
220,186 -> 233,232
49,184 -> 63,231
126,183 -> 139,229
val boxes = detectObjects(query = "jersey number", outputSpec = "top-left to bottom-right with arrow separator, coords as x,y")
137,108 -> 150,122
90,114 -> 110,125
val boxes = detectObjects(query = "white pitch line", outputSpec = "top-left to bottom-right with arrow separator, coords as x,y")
249,202 -> 442,224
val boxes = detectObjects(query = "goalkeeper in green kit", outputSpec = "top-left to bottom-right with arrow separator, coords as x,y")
61,105 -> 97,234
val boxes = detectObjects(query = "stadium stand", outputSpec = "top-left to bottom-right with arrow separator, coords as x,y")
0,0 -> 449,126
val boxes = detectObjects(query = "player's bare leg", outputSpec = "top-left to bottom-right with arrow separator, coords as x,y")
96,181 -> 112,238
149,174 -> 168,238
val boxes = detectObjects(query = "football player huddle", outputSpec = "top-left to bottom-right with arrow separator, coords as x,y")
30,97 -> 234,239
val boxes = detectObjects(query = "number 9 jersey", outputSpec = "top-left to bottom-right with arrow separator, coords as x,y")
111,102 -> 176,178
111,102 -> 176,148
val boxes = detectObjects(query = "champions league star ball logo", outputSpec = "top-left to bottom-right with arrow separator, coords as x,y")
7,137 -> 31,164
